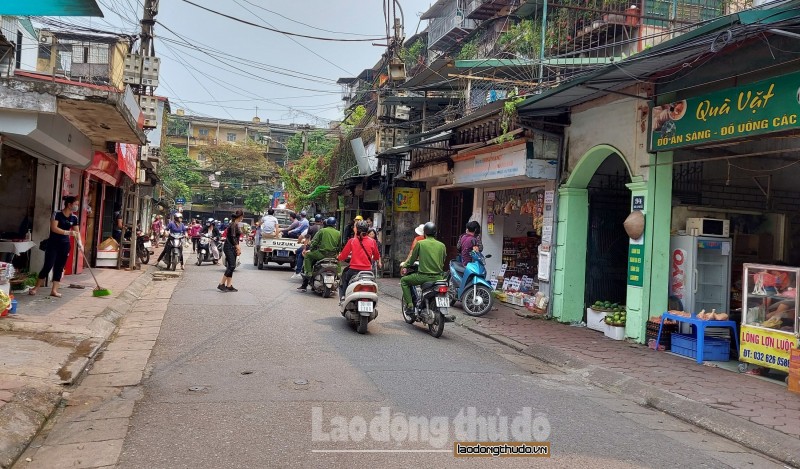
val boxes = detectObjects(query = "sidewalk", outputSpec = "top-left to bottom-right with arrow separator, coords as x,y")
377,278 -> 800,467
0,267 -> 155,469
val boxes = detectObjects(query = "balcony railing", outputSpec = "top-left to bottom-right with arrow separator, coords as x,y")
466,0 -> 518,20
428,5 -> 477,51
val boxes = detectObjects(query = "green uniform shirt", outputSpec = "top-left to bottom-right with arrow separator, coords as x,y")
311,226 -> 340,254
407,237 -> 446,275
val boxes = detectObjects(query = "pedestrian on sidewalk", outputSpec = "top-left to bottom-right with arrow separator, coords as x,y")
218,209 -> 243,292
30,195 -> 80,297
189,219 -> 202,253
151,214 -> 163,248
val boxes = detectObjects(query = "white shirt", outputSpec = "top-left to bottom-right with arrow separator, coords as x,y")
260,215 -> 279,234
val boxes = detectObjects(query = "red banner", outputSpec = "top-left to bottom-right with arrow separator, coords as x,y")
87,152 -> 121,186
116,143 -> 138,182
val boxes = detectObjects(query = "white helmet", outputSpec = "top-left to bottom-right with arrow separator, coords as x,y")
174,212 -> 183,219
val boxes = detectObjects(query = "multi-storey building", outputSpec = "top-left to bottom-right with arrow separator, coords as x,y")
35,30 -> 132,89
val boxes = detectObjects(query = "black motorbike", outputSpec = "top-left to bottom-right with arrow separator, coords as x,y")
162,232 -> 185,271
401,263 -> 450,338
306,257 -> 340,298
124,227 -> 151,265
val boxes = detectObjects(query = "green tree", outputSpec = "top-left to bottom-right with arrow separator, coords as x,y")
244,186 -> 273,214
285,129 -> 337,161
158,146 -> 204,201
196,142 -> 281,208
400,38 -> 425,68
341,105 -> 367,135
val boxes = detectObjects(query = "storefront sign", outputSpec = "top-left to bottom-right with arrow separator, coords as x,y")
632,195 -> 644,211
627,244 -> 644,287
740,325 -> 796,372
394,188 -> 420,212
454,147 -> 527,184
650,70 -> 800,151
537,251 -> 550,282
116,143 -> 138,182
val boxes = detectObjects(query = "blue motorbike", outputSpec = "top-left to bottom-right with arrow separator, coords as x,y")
447,251 -> 494,317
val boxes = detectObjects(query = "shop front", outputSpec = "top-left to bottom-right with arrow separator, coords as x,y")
449,137 -> 559,312
649,65 -> 800,386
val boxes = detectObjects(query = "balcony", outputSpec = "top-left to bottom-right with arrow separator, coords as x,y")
466,0 -> 517,20
424,0 -> 477,51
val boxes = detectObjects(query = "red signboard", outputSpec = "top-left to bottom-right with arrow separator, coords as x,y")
87,151 -> 120,186
116,143 -> 138,182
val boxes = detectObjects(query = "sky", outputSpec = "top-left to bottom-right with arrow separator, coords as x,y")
49,0 -> 436,126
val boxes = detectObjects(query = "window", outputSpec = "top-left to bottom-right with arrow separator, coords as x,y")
198,128 -> 209,136
197,153 -> 206,162
38,44 -> 51,60
227,132 -> 237,142
15,31 -> 22,68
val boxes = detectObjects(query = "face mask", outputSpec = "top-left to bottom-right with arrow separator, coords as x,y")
71,204 -> 79,211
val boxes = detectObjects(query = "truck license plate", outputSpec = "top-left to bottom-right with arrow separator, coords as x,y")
324,274 -> 334,284
358,301 -> 374,313
435,296 -> 449,308
276,250 -> 289,257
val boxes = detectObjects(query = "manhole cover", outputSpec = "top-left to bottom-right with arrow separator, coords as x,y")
188,386 -> 206,392
241,371 -> 254,375
293,379 -> 308,386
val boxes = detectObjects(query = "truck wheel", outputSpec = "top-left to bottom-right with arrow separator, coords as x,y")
257,255 -> 264,270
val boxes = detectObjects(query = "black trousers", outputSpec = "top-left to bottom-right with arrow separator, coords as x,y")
39,240 -> 70,282
223,243 -> 237,277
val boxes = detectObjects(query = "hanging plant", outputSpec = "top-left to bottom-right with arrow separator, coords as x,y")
498,94 -> 525,143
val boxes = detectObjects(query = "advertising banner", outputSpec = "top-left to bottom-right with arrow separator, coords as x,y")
740,325 -> 797,372
394,188 -> 420,212
650,71 -> 800,151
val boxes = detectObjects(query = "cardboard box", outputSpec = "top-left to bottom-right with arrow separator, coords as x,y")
98,237 -> 119,251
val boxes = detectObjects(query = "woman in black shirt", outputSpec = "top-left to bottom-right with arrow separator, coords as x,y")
30,195 -> 80,297
218,209 -> 243,292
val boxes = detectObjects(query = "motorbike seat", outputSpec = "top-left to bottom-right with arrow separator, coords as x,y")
450,260 -> 465,275
420,281 -> 436,290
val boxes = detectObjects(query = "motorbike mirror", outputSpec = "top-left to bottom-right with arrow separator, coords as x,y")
485,254 -> 492,259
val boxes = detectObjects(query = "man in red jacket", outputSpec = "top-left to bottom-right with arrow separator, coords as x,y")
337,221 -> 381,303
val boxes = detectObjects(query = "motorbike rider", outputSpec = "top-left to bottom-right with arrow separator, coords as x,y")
292,214 -> 323,280
337,221 -> 381,303
298,217 -> 340,292
201,217 -> 221,262
456,220 -> 483,269
400,222 -> 447,315
157,212 -> 187,269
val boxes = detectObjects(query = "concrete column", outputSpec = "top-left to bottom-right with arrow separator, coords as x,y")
551,186 -> 588,323
624,178 -> 647,342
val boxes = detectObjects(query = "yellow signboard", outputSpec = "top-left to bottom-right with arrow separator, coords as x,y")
394,188 -> 420,212
739,325 -> 797,372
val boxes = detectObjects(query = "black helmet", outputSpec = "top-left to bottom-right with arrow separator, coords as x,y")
314,214 -> 323,223
356,221 -> 368,235
466,220 -> 481,234
423,222 -> 436,236
325,217 -> 336,227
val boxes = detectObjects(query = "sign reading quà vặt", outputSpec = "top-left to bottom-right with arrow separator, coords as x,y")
739,325 -> 797,372
649,71 -> 800,151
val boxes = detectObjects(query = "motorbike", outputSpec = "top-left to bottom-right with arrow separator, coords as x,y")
339,268 -> 379,334
196,234 -> 220,266
136,229 -> 151,265
163,232 -> 185,271
448,251 -> 494,317
245,231 -> 255,247
402,263 -> 449,338
306,257 -> 340,298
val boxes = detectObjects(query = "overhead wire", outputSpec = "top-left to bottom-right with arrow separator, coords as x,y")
181,0 -> 387,42
237,0 -> 383,37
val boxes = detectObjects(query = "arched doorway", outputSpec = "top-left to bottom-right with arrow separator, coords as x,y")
552,145 -> 632,323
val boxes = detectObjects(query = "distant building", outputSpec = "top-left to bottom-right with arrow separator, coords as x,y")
36,29 -> 132,89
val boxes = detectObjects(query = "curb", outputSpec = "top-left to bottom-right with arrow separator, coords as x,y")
378,281 -> 800,467
458,318 -> 800,468
0,266 -> 158,469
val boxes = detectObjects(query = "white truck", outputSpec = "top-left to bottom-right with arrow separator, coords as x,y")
253,209 -> 303,270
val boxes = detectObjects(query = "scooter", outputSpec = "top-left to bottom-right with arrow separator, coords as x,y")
339,269 -> 379,334
448,251 -> 494,317
402,263 -> 450,338
136,229 -> 151,265
196,234 -> 220,266
163,232 -> 185,271
306,258 -> 340,298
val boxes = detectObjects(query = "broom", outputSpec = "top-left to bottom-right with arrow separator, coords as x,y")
76,238 -> 112,297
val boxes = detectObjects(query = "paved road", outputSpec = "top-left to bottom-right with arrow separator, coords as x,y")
77,258 -> 788,468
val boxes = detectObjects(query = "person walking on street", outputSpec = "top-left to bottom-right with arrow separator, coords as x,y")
190,219 -> 202,253
30,195 -> 80,297
219,209 -> 243,292
400,222 -> 446,315
151,215 -> 163,248
338,221 -> 381,303
298,217 -> 340,292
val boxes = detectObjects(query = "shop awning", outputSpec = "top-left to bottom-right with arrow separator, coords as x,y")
86,151 -> 120,186
0,0 -> 102,16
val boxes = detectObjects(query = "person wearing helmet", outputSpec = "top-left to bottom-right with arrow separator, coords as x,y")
456,220 -> 483,268
156,212 -> 188,269
298,217 -> 340,291
292,214 -> 324,279
400,222 -> 446,315
202,217 -> 221,262
220,217 -> 230,233
337,221 -> 381,302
